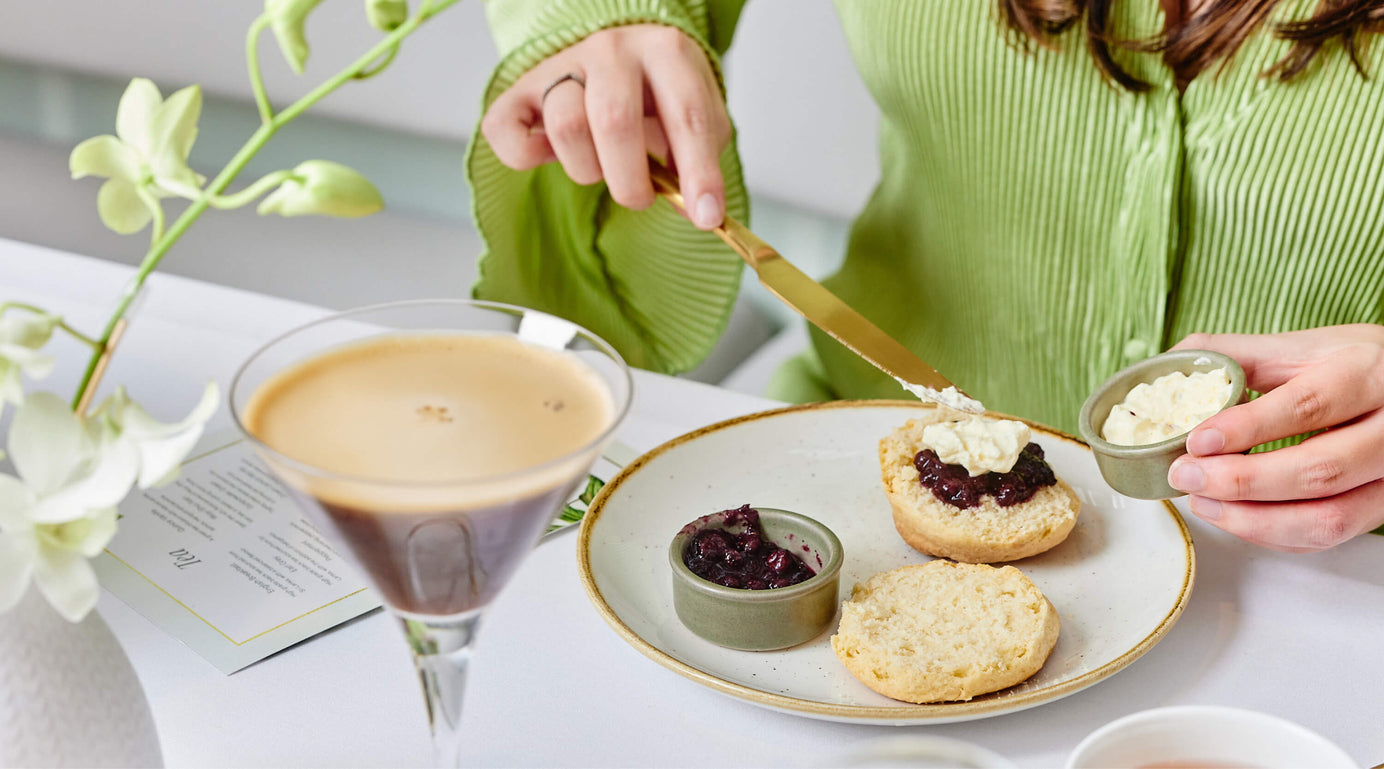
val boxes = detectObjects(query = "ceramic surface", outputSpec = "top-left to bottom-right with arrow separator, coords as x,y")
1067,705 -> 1359,768
669,507 -> 843,651
578,401 -> 1196,725
1079,349 -> 1246,499
0,591 -> 164,767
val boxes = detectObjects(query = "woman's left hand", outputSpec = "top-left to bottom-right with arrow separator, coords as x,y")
1166,324 -> 1384,551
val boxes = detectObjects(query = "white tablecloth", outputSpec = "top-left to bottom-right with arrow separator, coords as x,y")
3,237 -> 1382,768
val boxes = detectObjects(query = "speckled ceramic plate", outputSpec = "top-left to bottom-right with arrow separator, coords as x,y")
577,401 -> 1195,725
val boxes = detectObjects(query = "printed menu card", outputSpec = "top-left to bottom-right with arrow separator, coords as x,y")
94,433 -> 381,673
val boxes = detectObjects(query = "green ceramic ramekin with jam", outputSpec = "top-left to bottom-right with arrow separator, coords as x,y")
668,506 -> 843,651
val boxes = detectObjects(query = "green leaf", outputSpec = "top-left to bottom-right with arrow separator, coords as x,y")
557,505 -> 585,524
548,474 -> 606,532
579,475 -> 605,506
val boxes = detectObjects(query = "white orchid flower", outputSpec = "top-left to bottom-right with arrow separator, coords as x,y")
69,78 -> 206,234
89,382 -> 220,489
0,310 -> 60,418
258,160 -> 384,218
0,393 -> 140,622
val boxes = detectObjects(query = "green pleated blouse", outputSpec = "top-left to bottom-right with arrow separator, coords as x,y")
468,0 -> 1384,435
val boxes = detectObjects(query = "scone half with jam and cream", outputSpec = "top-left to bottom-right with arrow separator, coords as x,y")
831,560 -> 1060,703
880,410 -> 1080,563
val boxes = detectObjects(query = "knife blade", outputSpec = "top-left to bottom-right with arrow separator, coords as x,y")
647,158 -> 982,414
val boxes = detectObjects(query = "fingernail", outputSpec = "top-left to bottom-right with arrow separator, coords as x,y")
1190,496 -> 1222,521
1168,459 -> 1205,493
694,193 -> 721,229
1186,428 -> 1225,455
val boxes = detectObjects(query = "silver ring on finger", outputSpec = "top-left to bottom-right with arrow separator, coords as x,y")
542,73 -> 586,105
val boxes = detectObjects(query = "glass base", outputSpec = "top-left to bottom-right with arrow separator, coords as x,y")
402,611 -> 482,767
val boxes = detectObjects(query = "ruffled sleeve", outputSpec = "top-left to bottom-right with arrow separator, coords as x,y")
467,0 -> 751,373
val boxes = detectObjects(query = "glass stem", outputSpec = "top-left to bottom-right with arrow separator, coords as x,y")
402,613 -> 481,767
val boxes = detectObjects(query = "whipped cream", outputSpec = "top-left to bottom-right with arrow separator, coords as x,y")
1102,367 -> 1233,446
895,379 -> 985,414
921,416 -> 1031,476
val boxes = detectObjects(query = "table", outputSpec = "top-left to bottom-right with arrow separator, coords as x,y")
4,237 -> 1382,768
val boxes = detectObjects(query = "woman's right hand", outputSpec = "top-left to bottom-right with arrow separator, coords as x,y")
480,24 -> 732,230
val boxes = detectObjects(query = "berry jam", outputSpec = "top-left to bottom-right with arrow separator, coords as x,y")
913,442 -> 1057,509
681,505 -> 816,590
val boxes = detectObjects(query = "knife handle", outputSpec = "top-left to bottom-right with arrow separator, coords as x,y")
647,158 -> 776,270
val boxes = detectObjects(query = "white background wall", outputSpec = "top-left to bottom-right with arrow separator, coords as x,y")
0,0 -> 879,219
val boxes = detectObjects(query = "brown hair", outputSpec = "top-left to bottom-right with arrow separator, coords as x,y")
999,0 -> 1384,91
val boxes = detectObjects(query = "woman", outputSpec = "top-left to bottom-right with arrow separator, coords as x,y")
470,1 -> 1384,551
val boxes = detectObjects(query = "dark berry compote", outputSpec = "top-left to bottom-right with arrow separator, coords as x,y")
913,443 -> 1057,509
681,505 -> 816,589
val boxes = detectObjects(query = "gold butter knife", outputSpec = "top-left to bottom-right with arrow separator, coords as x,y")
648,158 -> 983,414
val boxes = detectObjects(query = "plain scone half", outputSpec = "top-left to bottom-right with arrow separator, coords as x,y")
831,560 -> 1060,704
880,412 -> 1081,563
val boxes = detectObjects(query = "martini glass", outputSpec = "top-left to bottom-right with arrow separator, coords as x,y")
229,299 -> 631,765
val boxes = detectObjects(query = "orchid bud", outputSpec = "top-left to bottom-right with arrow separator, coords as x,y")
366,0 -> 408,31
265,0 -> 324,74
257,160 -> 384,218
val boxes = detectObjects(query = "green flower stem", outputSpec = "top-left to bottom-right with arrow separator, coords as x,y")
274,0 -> 459,126
0,303 -> 99,348
135,187 -> 166,245
246,15 -> 275,124
64,323 -> 100,348
207,170 -> 295,209
354,43 -> 400,81
69,0 -> 463,411
0,301 -> 50,317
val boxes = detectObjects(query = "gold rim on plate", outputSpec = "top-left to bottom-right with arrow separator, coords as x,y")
577,400 -> 1195,723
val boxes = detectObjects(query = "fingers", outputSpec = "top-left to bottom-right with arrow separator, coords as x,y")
1185,344 -> 1384,455
1186,477 -> 1384,552
1171,325 -> 1384,393
643,117 -> 670,163
541,78 -> 602,185
480,83 -> 554,170
1169,408 -> 1384,501
585,55 -> 655,209
645,30 -> 729,230
1167,326 -> 1384,551
1170,332 -> 1299,392
478,24 -> 730,220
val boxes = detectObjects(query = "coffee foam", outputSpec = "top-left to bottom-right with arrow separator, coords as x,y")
244,333 -> 615,513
